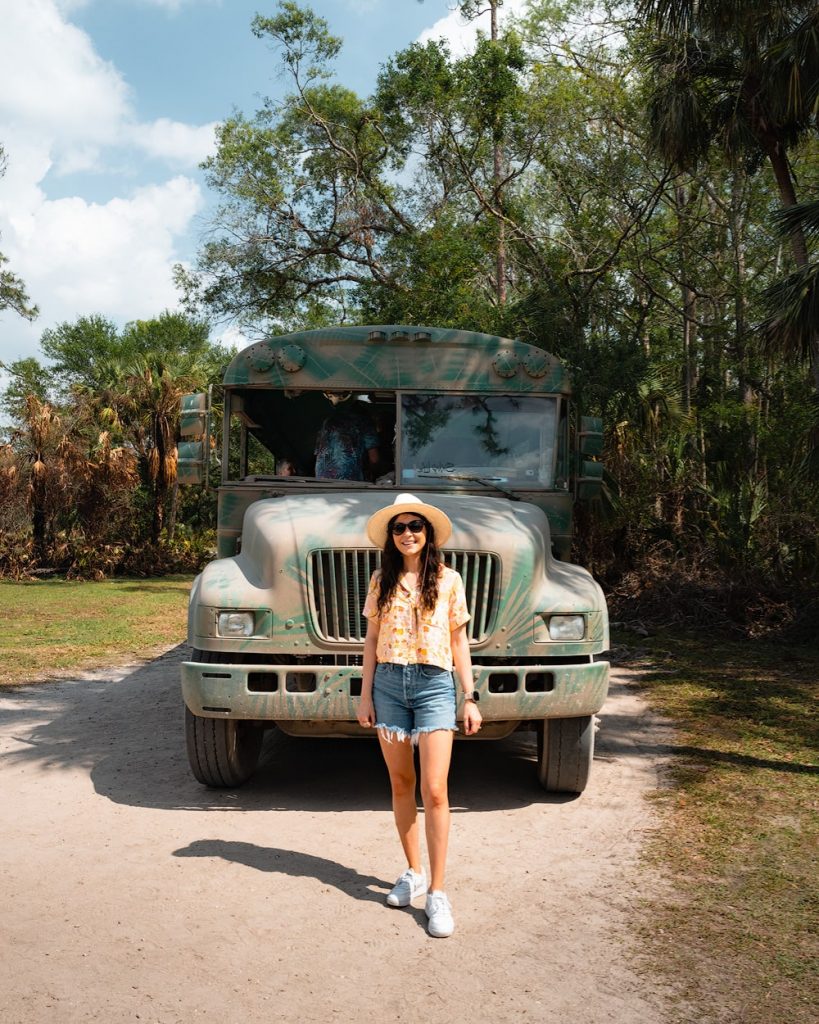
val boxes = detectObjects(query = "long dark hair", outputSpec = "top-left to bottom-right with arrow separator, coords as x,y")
376,514 -> 443,615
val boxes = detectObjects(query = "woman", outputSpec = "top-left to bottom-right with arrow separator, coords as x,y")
357,493 -> 482,938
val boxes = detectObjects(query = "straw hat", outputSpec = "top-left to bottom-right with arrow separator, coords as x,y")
366,493 -> 452,547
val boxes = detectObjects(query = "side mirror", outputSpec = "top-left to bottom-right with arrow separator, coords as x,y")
180,393 -> 208,437
576,460 -> 603,500
578,416 -> 603,457
178,392 -> 210,486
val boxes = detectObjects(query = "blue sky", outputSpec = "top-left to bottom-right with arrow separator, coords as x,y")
0,0 -> 527,377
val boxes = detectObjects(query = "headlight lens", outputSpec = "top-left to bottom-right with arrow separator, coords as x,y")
217,611 -> 255,637
547,614 -> 585,640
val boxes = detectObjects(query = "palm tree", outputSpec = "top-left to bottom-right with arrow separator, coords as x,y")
120,359 -> 195,543
5,395 -> 137,565
639,1 -> 819,389
760,199 -> 819,371
64,312 -> 215,544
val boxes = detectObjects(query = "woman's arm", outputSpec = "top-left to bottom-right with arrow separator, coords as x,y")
357,618 -> 380,728
451,623 -> 481,736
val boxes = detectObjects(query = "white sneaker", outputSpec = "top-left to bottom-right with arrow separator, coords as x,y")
386,868 -> 428,907
425,890 -> 455,937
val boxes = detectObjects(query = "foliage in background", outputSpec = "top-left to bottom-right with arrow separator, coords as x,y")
0,312 -> 229,578
173,0 -> 819,631
1,1 -> 817,627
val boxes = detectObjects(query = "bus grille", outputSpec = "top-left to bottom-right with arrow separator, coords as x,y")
308,549 -> 500,644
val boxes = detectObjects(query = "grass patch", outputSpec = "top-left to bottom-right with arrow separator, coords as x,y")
625,634 -> 819,1024
0,576 -> 192,685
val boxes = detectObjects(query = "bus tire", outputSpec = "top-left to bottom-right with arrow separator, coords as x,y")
536,715 -> 595,794
185,649 -> 264,787
185,709 -> 263,788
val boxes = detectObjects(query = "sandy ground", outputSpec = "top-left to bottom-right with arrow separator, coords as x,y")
0,646 -> 675,1024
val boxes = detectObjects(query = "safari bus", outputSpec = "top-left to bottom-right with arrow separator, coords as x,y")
178,324 -> 610,793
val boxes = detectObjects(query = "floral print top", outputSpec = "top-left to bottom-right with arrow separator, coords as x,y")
362,565 -> 471,670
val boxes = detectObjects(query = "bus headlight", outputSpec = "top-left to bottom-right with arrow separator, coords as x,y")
217,611 -> 255,637
546,614 -> 585,640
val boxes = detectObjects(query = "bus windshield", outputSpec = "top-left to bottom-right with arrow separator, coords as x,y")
399,394 -> 558,488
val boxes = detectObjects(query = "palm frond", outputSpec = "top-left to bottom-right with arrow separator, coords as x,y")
772,199 -> 819,241
760,262 -> 819,363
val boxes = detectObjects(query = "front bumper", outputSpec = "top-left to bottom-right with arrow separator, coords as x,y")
181,659 -> 610,723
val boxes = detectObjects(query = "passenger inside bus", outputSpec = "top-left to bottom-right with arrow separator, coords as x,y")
235,388 -> 396,482
314,394 -> 380,481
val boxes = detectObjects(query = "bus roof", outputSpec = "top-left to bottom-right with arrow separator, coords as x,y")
223,324 -> 571,394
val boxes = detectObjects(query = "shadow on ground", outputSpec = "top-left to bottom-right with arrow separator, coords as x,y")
172,839 -> 393,902
1,644 -> 586,813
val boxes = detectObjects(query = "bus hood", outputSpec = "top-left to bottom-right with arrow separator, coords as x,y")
195,491 -> 605,621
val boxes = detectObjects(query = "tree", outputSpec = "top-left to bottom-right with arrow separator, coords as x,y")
439,0 -> 510,304
176,0 -> 818,589
638,0 -> 819,390
40,310 -> 215,393
183,2 -> 415,330
2,394 -> 137,566
183,2 -> 539,329
119,359 -> 195,543
35,311 -> 223,545
39,314 -> 124,393
0,357 -> 51,426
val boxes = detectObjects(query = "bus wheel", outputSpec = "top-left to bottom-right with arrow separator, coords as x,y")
185,649 -> 264,787
185,709 -> 263,787
536,715 -> 595,794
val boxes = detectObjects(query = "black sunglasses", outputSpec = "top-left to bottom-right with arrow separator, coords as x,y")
391,519 -> 427,536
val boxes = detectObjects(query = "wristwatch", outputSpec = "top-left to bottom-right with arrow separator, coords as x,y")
462,690 -> 480,703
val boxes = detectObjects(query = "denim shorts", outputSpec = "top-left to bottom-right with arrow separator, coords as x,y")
373,662 -> 457,745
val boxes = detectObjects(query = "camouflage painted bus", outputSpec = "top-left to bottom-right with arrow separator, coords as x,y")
179,324 -> 609,794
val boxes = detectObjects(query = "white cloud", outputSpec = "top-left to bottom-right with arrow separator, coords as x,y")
213,325 -> 251,353
0,171 -> 204,350
130,118 -> 219,167
0,0 -> 217,369
0,1 -> 217,172
0,2 -> 131,147
417,0 -> 529,57
53,1 -> 92,15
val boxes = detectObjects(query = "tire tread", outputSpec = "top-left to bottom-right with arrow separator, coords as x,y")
184,649 -> 263,788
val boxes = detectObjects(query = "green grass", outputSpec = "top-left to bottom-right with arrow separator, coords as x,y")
0,577 -> 192,685
624,633 -> 819,1024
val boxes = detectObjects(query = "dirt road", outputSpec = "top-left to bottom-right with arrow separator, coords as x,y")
0,647 -> 673,1024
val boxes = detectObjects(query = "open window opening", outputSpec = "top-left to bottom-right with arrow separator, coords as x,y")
226,389 -> 396,484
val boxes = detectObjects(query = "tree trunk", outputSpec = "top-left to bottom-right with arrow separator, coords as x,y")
764,142 -> 808,267
167,478 -> 179,541
676,185 -> 697,415
31,481 -> 47,564
490,1 -> 506,306
494,145 -> 506,307
151,478 -> 165,544
729,173 -> 755,408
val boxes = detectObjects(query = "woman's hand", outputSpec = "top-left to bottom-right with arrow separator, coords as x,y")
359,618 -> 379,729
357,695 -> 376,728
463,701 -> 482,736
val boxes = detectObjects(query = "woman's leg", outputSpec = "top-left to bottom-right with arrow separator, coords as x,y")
417,729 -> 454,891
378,733 -> 421,872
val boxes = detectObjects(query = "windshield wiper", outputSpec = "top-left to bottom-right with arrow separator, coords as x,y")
417,473 -> 521,501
